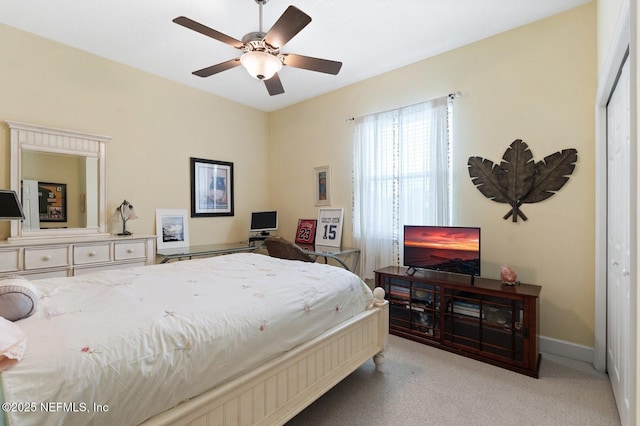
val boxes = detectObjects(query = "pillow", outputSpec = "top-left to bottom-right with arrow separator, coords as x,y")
0,316 -> 27,371
0,275 -> 39,321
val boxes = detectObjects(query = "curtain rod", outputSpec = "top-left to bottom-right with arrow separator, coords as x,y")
345,91 -> 461,123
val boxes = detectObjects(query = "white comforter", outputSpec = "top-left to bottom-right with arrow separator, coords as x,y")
1,253 -> 373,426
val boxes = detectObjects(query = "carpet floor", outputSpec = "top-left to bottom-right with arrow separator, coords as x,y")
287,335 -> 621,426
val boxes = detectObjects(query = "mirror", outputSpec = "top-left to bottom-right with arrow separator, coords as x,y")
21,152 -> 99,230
7,121 -> 110,241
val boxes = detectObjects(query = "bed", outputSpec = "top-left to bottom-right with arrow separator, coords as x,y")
0,252 -> 388,426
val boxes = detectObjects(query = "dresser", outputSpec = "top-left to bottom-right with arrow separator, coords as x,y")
0,235 -> 156,279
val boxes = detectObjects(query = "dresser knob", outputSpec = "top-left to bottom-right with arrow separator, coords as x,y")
127,248 -> 134,253
88,251 -> 96,257
42,255 -> 51,261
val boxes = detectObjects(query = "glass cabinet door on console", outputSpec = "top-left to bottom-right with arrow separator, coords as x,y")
375,266 -> 541,378
443,290 -> 528,370
386,276 -> 441,341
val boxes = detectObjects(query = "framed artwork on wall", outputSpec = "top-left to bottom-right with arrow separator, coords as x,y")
190,157 -> 234,217
295,219 -> 317,245
38,182 -> 67,222
314,165 -> 331,206
155,209 -> 190,249
315,208 -> 344,248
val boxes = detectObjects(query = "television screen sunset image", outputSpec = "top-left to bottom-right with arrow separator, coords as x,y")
404,226 -> 480,276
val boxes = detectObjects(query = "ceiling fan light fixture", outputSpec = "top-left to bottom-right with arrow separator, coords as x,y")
240,51 -> 282,80
174,3 -> 340,96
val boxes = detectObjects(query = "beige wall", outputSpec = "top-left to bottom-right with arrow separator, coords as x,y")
269,3 -> 597,346
0,24 -> 270,245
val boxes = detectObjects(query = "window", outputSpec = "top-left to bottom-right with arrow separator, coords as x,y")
353,96 -> 452,279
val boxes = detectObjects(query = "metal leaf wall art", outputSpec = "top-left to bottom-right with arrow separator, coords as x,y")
468,139 -> 578,222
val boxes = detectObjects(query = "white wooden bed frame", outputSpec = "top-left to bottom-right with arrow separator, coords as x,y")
141,288 -> 388,426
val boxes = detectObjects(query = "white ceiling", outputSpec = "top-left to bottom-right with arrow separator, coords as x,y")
0,0 -> 590,112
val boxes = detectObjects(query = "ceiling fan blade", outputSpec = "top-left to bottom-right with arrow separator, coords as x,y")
264,73 -> 285,96
193,59 -> 241,77
263,6 -> 312,49
282,54 -> 342,75
173,16 -> 244,49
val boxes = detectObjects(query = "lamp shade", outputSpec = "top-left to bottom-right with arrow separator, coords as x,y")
120,201 -> 138,221
240,51 -> 282,80
0,190 -> 25,220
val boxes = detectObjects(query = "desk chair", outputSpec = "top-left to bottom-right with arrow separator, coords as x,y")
264,237 -> 317,263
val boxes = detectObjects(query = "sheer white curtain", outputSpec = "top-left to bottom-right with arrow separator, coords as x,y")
353,96 -> 451,279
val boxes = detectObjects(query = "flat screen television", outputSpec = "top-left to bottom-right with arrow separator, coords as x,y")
250,210 -> 278,235
0,189 -> 25,220
403,225 -> 480,278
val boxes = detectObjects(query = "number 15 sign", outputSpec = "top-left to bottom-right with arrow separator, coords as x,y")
315,208 -> 344,248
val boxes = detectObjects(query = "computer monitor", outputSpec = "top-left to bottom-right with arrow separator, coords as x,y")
249,210 -> 278,235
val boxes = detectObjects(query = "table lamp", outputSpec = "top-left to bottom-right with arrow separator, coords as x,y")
113,200 -> 137,236
0,189 -> 25,221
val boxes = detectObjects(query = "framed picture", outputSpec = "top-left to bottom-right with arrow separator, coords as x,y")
314,165 -> 331,206
38,182 -> 67,222
315,208 -> 344,248
190,157 -> 234,217
295,219 -> 317,245
155,209 -> 190,249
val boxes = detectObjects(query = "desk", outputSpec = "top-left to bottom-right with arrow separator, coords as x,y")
157,243 -> 258,264
299,245 -> 360,272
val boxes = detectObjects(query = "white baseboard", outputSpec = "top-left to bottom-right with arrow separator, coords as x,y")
539,335 -> 594,364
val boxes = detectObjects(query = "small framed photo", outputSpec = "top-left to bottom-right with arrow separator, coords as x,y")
156,209 -> 190,249
314,165 -> 331,206
38,182 -> 67,222
295,219 -> 317,245
191,157 -> 234,217
315,208 -> 344,248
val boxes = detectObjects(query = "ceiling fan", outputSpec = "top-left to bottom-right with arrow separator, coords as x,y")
173,0 -> 342,96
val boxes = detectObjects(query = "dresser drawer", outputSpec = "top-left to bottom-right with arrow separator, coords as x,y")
0,249 -> 20,273
115,241 -> 146,260
24,247 -> 69,270
74,243 -> 112,265
74,261 -> 146,276
22,269 -> 70,280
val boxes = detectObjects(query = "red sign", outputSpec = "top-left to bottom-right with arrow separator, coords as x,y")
295,219 -> 317,245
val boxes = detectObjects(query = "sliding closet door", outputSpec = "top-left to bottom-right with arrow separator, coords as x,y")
606,55 -> 630,425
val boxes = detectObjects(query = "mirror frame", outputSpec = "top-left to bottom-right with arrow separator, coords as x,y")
7,121 -> 111,241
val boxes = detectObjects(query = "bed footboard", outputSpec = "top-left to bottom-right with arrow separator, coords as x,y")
143,289 -> 388,426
